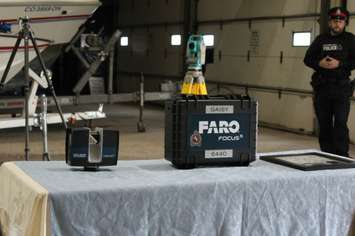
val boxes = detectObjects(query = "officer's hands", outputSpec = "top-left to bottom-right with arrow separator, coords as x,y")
319,56 -> 340,69
326,56 -> 340,69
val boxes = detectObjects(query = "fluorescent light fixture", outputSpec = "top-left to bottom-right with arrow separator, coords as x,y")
120,36 -> 129,46
203,35 -> 215,47
171,34 -> 181,46
292,32 -> 311,47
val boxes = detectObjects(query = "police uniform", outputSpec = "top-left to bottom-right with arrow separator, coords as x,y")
304,8 -> 355,157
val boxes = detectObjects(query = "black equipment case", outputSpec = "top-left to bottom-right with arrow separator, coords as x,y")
165,95 -> 257,169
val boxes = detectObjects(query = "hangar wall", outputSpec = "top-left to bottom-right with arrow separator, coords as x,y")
117,0 -> 184,92
117,0 -> 355,142
198,0 -> 319,134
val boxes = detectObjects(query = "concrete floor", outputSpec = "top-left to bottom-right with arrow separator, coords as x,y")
0,103 -> 354,163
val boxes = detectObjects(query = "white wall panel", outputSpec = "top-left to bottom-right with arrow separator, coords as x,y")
247,91 -> 314,133
348,2 -> 355,12
118,0 -> 132,25
346,17 -> 355,38
204,50 -> 314,90
118,0 -> 184,80
200,18 -> 319,89
119,0 -> 182,25
198,0 -> 319,21
250,92 -> 282,124
278,95 -> 314,132
118,26 -> 183,77
198,0 -> 243,21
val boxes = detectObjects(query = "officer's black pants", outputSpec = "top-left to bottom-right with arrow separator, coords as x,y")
313,84 -> 351,157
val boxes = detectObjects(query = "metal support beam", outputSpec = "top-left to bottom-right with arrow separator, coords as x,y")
183,0 -> 198,74
341,0 -> 347,8
183,0 -> 198,36
115,0 -> 121,94
108,50 -> 114,103
320,0 -> 331,34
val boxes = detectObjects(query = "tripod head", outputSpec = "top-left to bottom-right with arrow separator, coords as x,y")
0,16 -> 53,88
19,17 -> 30,32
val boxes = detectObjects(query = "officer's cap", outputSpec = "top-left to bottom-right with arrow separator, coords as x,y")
328,7 -> 349,22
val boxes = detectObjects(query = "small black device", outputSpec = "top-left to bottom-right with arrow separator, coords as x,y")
165,95 -> 257,169
66,127 -> 119,170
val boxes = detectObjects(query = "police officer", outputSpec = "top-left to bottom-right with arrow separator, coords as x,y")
304,7 -> 355,157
